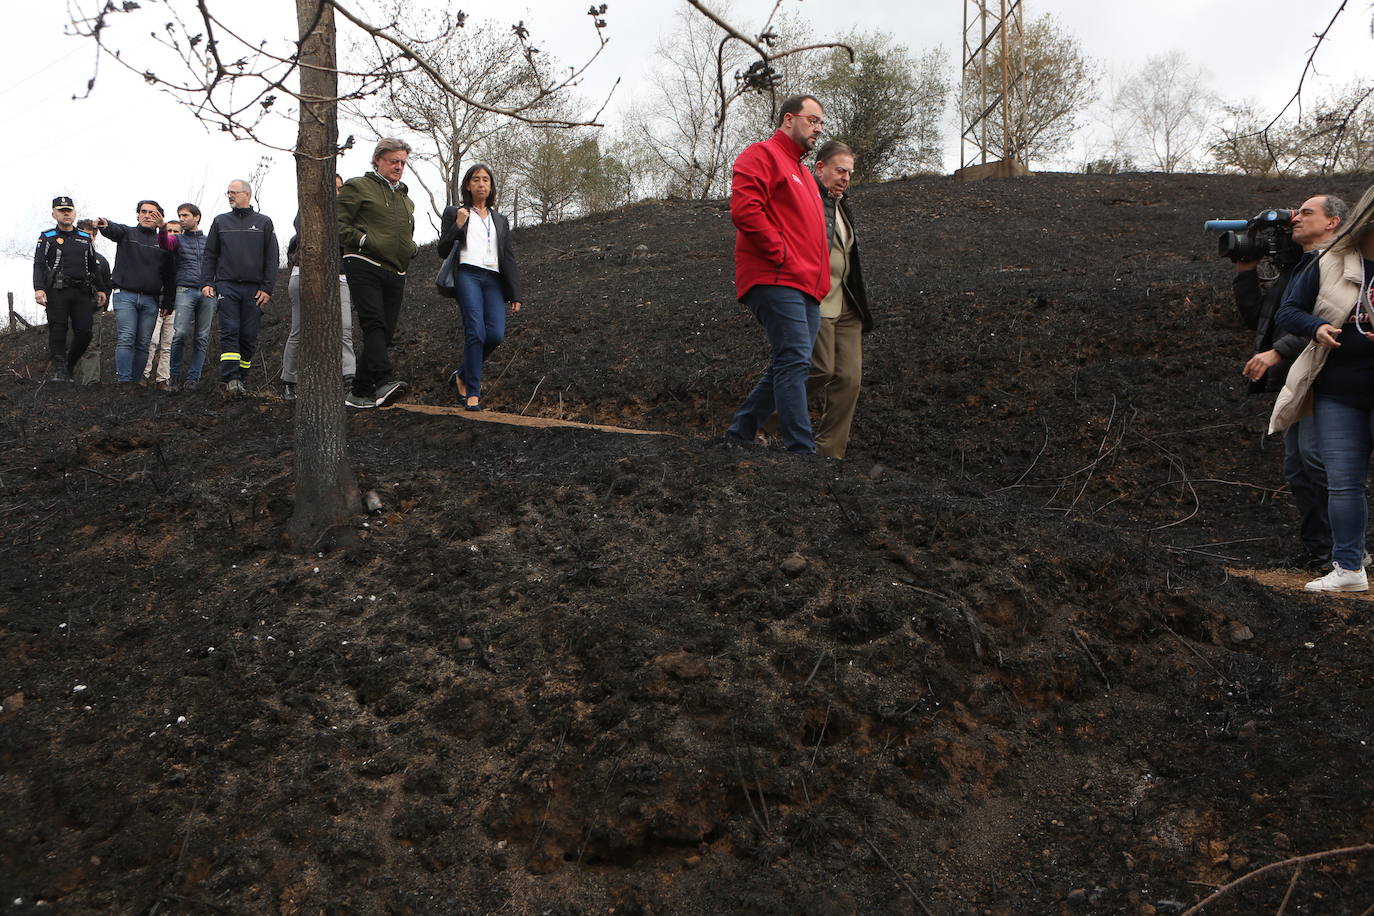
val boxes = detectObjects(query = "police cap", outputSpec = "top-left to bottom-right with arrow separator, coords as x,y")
52,196 -> 75,210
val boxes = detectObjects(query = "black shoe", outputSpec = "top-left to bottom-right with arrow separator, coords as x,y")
48,365 -> 72,383
282,382 -> 297,402
447,368 -> 467,406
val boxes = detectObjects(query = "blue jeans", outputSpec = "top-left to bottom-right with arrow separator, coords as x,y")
455,265 -> 507,398
1312,396 -> 1374,570
170,286 -> 216,384
112,290 -> 161,382
727,285 -> 821,453
1283,417 -> 1330,557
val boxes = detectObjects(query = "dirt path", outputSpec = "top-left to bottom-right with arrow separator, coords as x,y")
1227,566 -> 1374,601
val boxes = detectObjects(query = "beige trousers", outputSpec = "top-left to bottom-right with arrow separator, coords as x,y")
142,311 -> 175,382
809,306 -> 863,458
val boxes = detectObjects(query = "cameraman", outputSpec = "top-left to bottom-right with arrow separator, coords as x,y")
1236,194 -> 1348,568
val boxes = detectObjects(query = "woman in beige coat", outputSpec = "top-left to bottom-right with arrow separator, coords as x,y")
1270,184 -> 1374,591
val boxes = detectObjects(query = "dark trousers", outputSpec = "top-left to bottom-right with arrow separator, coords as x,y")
216,281 -> 263,382
1283,417 -> 1330,557
45,286 -> 96,370
344,259 -> 406,397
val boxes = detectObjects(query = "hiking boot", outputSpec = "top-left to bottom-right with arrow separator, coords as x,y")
282,382 -> 297,402
1304,564 -> 1368,592
225,379 -> 246,398
48,364 -> 72,383
374,380 -> 408,408
183,379 -> 199,392
345,391 -> 376,410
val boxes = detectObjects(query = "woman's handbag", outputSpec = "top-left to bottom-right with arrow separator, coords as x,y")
436,249 -> 458,296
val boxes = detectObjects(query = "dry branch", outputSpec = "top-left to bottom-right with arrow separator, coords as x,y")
1180,843 -> 1374,914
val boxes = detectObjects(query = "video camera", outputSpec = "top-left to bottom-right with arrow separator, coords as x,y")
1203,209 -> 1303,270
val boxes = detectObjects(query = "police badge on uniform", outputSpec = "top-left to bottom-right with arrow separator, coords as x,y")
56,238 -> 65,245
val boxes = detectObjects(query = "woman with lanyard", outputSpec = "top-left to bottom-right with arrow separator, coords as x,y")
1272,184 -> 1374,591
439,163 -> 522,411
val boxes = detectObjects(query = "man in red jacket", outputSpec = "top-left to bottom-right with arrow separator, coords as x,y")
725,94 -> 830,454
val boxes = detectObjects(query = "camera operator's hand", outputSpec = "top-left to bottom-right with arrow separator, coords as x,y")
1315,324 -> 1342,349
1235,259 -> 1260,272
1243,349 -> 1281,381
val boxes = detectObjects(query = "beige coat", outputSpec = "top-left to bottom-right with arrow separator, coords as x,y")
1269,249 -> 1367,433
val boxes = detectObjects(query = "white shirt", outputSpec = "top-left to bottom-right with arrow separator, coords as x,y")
458,208 -> 500,272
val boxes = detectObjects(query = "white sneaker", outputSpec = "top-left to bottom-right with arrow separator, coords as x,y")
1304,564 -> 1369,592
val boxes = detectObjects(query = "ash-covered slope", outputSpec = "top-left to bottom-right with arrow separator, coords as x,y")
1,173 -> 1371,915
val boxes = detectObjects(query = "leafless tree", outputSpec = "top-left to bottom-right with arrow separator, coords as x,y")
345,10 -> 582,228
623,4 -> 752,200
1113,51 -> 1216,173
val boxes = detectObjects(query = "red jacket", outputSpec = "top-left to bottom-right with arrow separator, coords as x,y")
730,129 -> 830,303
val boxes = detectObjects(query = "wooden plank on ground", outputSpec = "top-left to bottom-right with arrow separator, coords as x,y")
389,402 -> 674,437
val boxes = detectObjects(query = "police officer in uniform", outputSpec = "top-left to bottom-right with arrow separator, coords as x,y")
33,196 -> 109,382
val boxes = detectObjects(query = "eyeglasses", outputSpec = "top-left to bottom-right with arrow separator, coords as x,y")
792,114 -> 824,128
227,190 -> 247,197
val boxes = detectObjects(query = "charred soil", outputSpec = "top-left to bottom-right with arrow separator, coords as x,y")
1,172 -> 1372,915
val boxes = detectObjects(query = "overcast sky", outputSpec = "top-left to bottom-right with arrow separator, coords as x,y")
3,0 -> 1369,321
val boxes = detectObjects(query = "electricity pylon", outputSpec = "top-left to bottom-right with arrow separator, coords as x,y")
959,0 -> 1028,176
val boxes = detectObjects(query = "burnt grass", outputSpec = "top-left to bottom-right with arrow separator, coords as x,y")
2,172 -> 1372,915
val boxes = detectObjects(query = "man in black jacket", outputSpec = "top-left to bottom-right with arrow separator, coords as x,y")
808,140 -> 873,459
1235,193 -> 1347,568
202,179 -> 279,396
94,200 -> 175,383
33,196 -> 110,382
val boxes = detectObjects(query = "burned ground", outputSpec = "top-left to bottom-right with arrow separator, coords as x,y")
1,172 -> 1371,914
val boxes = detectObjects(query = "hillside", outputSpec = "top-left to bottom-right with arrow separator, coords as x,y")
1,172 -> 1372,915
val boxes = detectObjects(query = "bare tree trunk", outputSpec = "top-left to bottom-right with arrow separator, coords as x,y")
288,0 -> 360,549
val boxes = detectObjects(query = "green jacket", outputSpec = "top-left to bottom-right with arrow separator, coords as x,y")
338,171 -> 418,275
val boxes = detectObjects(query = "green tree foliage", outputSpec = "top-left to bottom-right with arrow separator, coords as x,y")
815,31 -> 949,181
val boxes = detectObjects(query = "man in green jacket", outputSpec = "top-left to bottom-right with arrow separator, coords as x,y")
339,137 -> 418,409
